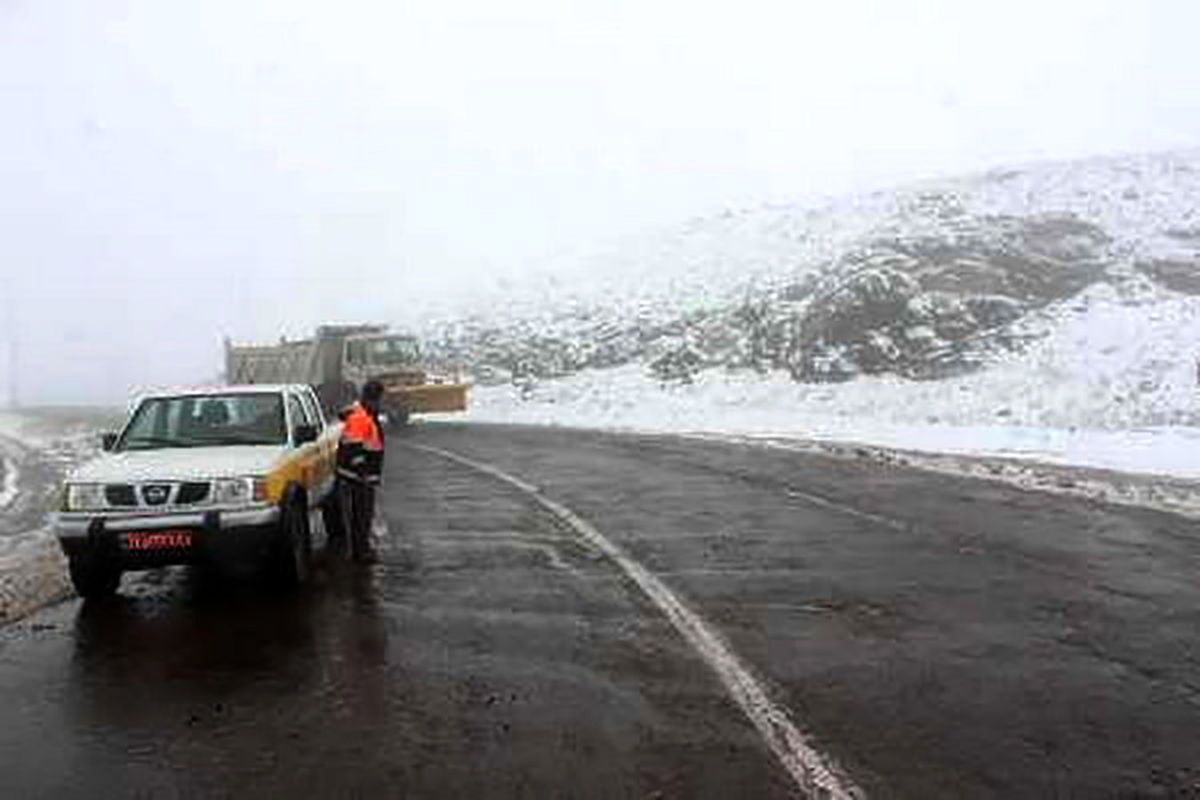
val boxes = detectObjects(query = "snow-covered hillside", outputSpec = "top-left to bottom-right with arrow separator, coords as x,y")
427,150 -> 1200,381
423,150 -> 1200,476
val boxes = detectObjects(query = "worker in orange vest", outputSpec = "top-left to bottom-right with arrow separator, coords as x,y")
337,380 -> 385,561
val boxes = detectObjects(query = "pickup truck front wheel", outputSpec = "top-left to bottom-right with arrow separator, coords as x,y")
67,551 -> 121,599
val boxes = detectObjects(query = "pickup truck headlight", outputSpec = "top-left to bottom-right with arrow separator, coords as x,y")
213,477 -> 268,505
65,483 -> 106,511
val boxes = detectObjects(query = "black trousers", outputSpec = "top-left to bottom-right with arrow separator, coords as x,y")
340,478 -> 376,558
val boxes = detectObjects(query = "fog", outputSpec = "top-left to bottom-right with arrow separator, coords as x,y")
2,0 -> 1198,405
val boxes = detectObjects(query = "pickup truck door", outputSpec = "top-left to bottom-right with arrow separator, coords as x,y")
286,390 -> 337,506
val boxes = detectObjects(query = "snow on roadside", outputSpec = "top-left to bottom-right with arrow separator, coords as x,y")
464,281 -> 1200,479
0,538 -> 67,624
465,372 -> 1200,483
463,378 -> 1200,518
469,376 -> 1200,478
0,412 -> 59,449
455,283 -> 1200,517
0,411 -> 109,624
690,432 -> 1200,520
0,450 -> 18,510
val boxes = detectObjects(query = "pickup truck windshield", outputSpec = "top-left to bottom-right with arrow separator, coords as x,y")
119,393 -> 287,451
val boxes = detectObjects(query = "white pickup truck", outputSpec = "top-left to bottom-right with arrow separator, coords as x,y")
53,384 -> 344,598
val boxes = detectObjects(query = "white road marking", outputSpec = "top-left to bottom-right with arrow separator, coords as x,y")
680,432 -> 912,531
409,443 -> 864,800
784,489 -> 908,532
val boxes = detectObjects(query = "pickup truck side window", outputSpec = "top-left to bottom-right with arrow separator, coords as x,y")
287,393 -> 311,437
299,389 -> 324,430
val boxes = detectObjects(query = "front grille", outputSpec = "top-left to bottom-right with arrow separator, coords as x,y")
176,482 -> 210,504
104,484 -> 137,507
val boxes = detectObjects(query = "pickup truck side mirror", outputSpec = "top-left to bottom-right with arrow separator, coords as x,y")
100,432 -> 118,452
293,424 -> 318,446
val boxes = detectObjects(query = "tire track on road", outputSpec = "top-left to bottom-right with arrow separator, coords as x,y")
408,442 -> 864,800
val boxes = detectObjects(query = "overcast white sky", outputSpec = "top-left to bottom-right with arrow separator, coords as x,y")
2,0 -> 1198,404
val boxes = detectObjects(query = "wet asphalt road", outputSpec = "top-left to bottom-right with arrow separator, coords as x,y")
3,422 -> 1200,798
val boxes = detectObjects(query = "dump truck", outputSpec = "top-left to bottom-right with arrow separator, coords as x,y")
224,324 -> 468,425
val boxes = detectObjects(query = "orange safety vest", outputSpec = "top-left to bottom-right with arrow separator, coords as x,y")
338,402 -> 384,483
341,402 -> 383,452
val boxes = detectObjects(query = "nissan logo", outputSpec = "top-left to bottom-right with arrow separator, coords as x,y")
142,485 -> 170,505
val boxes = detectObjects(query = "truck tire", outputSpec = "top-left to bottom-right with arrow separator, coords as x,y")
272,497 -> 311,588
385,407 -> 409,429
67,551 -> 121,599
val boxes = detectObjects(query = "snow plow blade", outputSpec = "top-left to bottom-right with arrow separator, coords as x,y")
390,384 -> 469,414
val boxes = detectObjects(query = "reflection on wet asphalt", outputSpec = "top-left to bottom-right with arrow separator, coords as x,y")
13,564 -> 394,797
0,431 -> 790,799
4,422 -> 1200,798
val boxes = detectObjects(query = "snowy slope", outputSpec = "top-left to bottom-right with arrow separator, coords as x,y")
422,150 -> 1200,479
430,150 -> 1200,333
425,150 -> 1200,385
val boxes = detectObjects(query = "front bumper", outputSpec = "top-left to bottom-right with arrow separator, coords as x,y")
54,506 -> 282,568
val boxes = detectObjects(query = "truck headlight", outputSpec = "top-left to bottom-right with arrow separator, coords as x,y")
213,477 -> 268,505
65,483 -> 105,511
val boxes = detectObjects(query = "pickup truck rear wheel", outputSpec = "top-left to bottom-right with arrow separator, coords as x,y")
67,552 -> 121,599
272,499 -> 311,588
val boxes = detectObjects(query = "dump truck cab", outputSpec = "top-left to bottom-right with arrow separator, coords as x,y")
342,332 -> 467,425
344,333 -> 423,384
